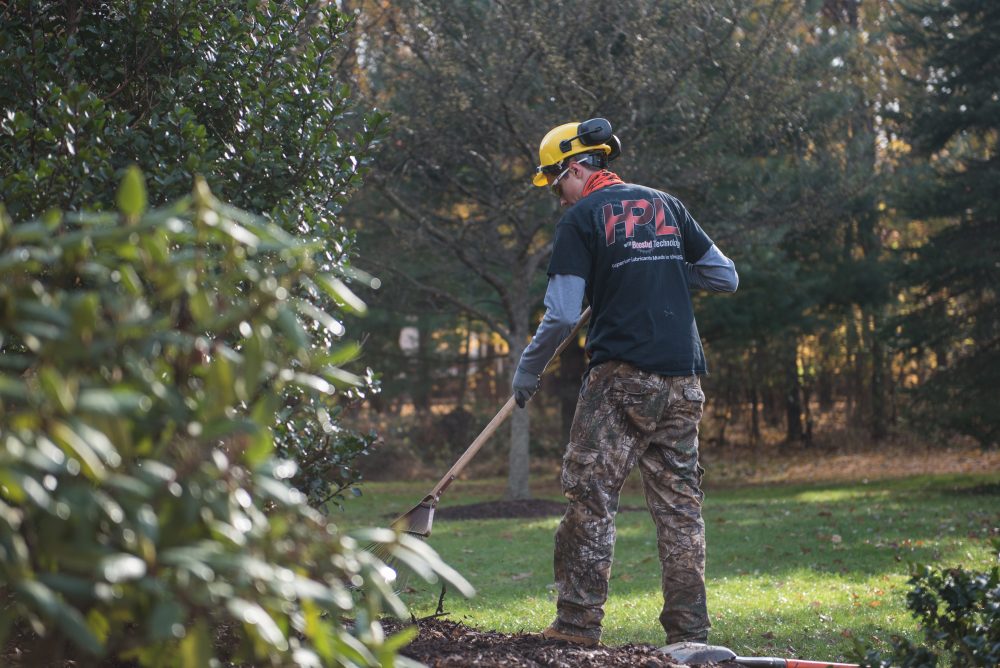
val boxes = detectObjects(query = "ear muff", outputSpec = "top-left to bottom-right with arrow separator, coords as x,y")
606,134 -> 622,162
559,118 -> 613,153
533,119 -> 622,186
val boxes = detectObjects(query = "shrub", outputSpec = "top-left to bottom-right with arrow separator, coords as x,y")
0,1 -> 391,505
0,173 -> 471,666
854,550 -> 1000,667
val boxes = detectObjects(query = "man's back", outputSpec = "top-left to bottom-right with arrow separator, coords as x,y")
548,183 -> 715,376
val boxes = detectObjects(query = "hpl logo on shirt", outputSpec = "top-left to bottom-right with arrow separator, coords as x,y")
602,198 -> 679,247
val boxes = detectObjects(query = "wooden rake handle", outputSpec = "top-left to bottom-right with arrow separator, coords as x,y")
427,306 -> 592,500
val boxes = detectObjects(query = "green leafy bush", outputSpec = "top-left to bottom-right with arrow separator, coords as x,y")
854,551 -> 1000,667
0,174 -> 471,666
0,0 -> 385,221
0,1 -> 390,504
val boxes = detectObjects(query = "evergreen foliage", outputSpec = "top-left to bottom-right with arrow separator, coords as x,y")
0,0 -> 391,500
0,0 -> 385,221
892,0 -> 1000,447
854,554 -> 1000,667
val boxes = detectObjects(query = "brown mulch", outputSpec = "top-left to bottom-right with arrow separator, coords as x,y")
386,617 -> 724,668
434,499 -> 645,521
434,499 -> 568,520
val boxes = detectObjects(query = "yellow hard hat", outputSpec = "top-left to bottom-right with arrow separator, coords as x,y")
532,118 -> 620,187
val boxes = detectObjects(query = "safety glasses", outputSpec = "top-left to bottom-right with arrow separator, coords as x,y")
549,165 -> 571,197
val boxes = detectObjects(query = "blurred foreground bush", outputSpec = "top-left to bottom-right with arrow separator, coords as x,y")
0,174 -> 470,666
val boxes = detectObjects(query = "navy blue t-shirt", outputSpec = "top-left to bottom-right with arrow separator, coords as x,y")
547,183 -> 714,376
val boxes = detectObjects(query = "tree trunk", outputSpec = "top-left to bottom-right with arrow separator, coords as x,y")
846,316 -> 863,429
764,384 -> 783,429
714,404 -> 730,448
454,316 -> 473,410
868,309 -> 888,441
801,381 -> 814,447
506,332 -> 531,500
557,337 -> 586,448
817,331 -> 835,412
413,313 -> 433,413
785,344 -> 804,446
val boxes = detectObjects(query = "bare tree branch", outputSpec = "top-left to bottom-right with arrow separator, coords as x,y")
376,181 -> 518,326
366,258 -> 511,340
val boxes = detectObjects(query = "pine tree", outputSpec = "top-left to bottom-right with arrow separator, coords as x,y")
893,0 -> 1000,446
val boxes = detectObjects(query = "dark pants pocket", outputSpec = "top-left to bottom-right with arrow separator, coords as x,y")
561,442 -> 600,500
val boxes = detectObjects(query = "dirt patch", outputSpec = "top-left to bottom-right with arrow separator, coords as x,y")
435,499 -> 567,520
385,617 -> 719,667
434,499 -> 645,521
953,481 -> 1000,496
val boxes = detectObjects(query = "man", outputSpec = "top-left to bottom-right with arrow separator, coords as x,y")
512,119 -> 738,660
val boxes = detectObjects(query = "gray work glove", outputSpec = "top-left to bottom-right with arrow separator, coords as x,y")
512,367 -> 541,408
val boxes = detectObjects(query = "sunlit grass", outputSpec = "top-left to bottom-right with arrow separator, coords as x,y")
336,472 -> 999,661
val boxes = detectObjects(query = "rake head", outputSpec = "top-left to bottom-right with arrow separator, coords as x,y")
390,494 -> 437,538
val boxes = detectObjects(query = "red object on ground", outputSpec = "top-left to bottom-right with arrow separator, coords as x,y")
736,658 -> 859,668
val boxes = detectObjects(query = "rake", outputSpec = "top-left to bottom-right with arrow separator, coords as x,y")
368,306 -> 591,573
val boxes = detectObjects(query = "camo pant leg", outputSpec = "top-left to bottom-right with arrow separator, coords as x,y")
638,375 -> 710,643
551,361 -> 672,641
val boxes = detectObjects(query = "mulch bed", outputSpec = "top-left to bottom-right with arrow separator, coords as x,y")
434,499 -> 645,521
434,499 -> 568,520
386,617 -> 721,668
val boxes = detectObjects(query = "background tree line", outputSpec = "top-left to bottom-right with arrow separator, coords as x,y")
338,0 -> 998,497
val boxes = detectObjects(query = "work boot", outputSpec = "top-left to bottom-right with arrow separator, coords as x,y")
540,624 -> 600,648
657,641 -> 735,665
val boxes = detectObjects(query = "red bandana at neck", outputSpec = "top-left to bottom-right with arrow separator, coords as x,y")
582,170 -> 625,197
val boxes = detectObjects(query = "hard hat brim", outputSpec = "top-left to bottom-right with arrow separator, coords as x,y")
532,144 -> 612,187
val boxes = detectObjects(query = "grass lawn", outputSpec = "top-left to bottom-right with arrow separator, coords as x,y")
336,470 -> 1000,662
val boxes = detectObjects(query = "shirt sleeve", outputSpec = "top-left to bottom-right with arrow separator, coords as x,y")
670,196 -> 713,263
546,210 -> 592,279
516,274 -> 587,376
685,244 -> 739,292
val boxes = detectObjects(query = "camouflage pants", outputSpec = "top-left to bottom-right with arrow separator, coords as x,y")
551,360 -> 709,644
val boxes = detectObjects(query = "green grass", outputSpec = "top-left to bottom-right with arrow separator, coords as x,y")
336,472 -> 1000,662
